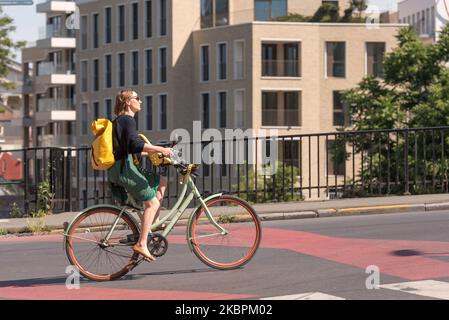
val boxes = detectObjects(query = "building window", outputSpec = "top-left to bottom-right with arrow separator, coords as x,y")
145,49 -> 153,84
118,53 -> 125,87
93,59 -> 99,91
105,54 -> 112,88
201,0 -> 213,28
132,2 -> 139,40
81,15 -> 87,50
333,91 -> 349,127
80,60 -> 88,92
217,43 -> 227,80
146,0 -> 152,38
255,0 -> 287,21
118,5 -> 125,42
200,45 -> 209,82
159,47 -> 167,83
201,0 -> 229,29
159,94 -> 167,130
201,93 -> 210,129
81,103 -> 88,135
234,40 -> 245,80
262,43 -> 277,76
93,13 -> 99,48
146,96 -> 153,130
262,91 -> 301,127
93,101 -> 99,120
326,42 -> 345,78
159,0 -> 167,36
366,42 -> 385,78
234,89 -> 245,128
284,43 -> 300,77
218,91 -> 227,128
105,7 -> 112,44
105,98 -> 112,119
131,51 -> 139,86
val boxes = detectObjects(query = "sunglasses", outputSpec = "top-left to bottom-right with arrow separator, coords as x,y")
130,96 -> 141,102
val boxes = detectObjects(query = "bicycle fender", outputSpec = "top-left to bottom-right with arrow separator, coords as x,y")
62,204 -> 140,251
186,193 -> 223,252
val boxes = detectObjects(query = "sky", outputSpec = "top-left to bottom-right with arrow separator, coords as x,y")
0,0 -> 399,63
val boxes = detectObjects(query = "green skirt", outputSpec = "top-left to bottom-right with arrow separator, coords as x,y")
108,155 -> 160,203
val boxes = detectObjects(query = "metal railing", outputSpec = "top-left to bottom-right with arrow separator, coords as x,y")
2,126 -> 449,217
262,60 -> 300,77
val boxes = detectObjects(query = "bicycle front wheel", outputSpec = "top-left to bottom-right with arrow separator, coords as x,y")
65,206 -> 140,281
188,195 -> 262,270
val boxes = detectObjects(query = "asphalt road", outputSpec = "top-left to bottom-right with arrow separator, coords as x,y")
2,209 -> 449,300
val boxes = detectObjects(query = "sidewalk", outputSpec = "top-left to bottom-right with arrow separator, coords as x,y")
1,193 -> 449,235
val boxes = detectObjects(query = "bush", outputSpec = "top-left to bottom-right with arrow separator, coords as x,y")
232,161 -> 304,203
9,202 -> 23,218
26,217 -> 51,234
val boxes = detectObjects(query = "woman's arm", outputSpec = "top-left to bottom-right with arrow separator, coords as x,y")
142,143 -> 174,157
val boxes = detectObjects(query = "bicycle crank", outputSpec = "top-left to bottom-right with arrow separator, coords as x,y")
148,233 -> 168,257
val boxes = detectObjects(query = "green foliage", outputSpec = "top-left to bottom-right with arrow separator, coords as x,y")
232,162 -> 303,203
0,7 -> 26,90
271,1 -> 368,23
35,180 -> 54,214
26,217 -> 51,234
341,25 -> 449,195
9,202 -> 23,218
0,228 -> 6,236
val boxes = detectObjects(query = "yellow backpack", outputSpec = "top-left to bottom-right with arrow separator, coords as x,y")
91,118 -> 115,170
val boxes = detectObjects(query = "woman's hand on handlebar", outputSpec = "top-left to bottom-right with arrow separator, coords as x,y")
161,147 -> 174,158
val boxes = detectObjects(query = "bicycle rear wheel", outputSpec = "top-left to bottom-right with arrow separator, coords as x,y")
188,195 -> 262,270
65,206 -> 140,281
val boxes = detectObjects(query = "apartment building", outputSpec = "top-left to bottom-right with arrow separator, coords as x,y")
74,0 -> 403,202
21,0 -> 77,148
398,0 -> 443,43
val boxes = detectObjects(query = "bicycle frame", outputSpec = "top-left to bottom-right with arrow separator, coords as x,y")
63,174 -> 227,253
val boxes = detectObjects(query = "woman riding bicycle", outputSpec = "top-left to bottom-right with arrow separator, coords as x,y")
108,89 -> 174,262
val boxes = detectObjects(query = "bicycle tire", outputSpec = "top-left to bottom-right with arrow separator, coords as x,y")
65,206 -> 140,281
188,195 -> 262,270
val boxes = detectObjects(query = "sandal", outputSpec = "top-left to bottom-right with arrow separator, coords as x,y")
132,245 -> 157,262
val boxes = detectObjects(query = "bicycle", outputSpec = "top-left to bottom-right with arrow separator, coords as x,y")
63,136 -> 262,281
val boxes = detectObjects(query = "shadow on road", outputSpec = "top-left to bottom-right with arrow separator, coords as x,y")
123,267 -> 225,280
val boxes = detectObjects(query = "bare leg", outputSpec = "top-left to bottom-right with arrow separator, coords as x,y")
154,176 -> 167,228
133,197 -> 160,261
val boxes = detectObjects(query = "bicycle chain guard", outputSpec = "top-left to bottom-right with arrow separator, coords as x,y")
148,233 -> 168,257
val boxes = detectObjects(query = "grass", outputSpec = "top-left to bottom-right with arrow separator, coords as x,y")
0,228 -> 7,236
25,218 -> 51,234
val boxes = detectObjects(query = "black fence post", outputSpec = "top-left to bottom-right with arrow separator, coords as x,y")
404,129 -> 410,195
65,148 -> 72,212
23,149 -> 29,216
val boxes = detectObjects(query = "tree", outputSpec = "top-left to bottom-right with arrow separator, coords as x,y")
341,26 -> 449,195
350,0 -> 368,19
271,2 -> 369,23
0,7 -> 26,91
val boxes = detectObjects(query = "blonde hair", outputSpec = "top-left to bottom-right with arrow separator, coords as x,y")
114,89 -> 135,116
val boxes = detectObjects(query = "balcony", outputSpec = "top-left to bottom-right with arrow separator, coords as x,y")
38,134 -> 76,148
36,24 -> 76,49
262,60 -> 301,78
35,98 -> 76,124
36,1 -> 77,13
35,63 -> 76,91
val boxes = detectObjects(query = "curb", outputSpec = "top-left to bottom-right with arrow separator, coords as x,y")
1,201 -> 449,237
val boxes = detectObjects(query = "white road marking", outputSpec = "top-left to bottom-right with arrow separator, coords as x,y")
381,280 -> 449,300
261,292 -> 346,300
